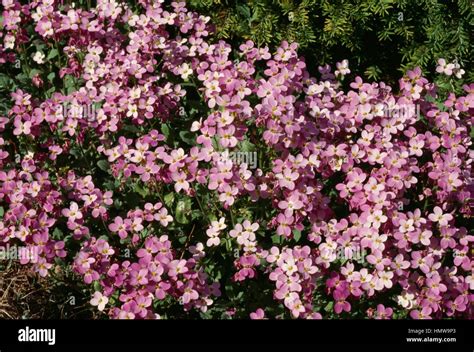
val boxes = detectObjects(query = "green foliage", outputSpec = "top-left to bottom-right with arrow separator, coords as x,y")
189,0 -> 473,85
175,198 -> 193,224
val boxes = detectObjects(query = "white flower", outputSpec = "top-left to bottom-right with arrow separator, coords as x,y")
306,83 -> 324,96
436,58 -> 465,78
378,270 -> 394,289
33,51 -> 45,64
90,291 -> 109,311
128,15 -> 140,27
282,258 -> 297,275
212,217 -> 227,231
454,68 -> 465,79
466,274 -> 474,290
190,118 -> 202,132
129,87 -> 141,99
397,292 -> 416,309
180,63 -> 193,80
4,34 -> 15,49
335,59 -> 350,76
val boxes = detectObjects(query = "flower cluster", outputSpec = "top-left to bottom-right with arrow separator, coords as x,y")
436,59 -> 465,79
0,0 -> 472,319
75,234 -> 220,318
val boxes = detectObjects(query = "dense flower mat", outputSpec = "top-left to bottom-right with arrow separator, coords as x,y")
0,0 -> 472,319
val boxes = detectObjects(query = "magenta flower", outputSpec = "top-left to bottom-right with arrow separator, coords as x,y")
333,290 -> 351,314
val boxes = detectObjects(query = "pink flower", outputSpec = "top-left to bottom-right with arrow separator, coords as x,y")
276,168 -> 299,190
278,194 -> 304,217
436,58 -> 454,76
34,257 -> 52,277
281,257 -> 298,276
206,227 -> 221,247
13,119 -> 32,136
250,308 -> 266,319
375,304 -> 393,319
398,218 -> 415,233
156,208 -> 173,227
219,184 -> 238,206
62,202 -> 83,222
168,260 -> 188,277
172,171 -> 190,193
410,307 -> 433,319
368,210 -> 388,228
377,270 -> 394,289
334,290 -> 351,314
367,250 -> 391,271
276,214 -> 293,237
181,282 -> 199,304
108,216 -> 129,239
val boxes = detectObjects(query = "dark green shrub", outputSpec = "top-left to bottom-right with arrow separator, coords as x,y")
189,0 -> 473,85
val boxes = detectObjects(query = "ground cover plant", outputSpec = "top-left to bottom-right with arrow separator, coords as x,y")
0,0 -> 472,319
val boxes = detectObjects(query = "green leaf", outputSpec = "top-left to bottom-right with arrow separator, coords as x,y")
93,281 -> 101,292
114,198 -> 123,209
179,130 -> 195,145
103,180 -> 116,190
47,72 -> 56,82
140,228 -> 149,240
191,209 -> 202,220
271,234 -> 282,244
47,48 -> 59,60
133,183 -> 148,198
0,73 -> 14,88
164,192 -> 175,208
237,4 -> 251,19
240,140 -> 255,152
52,228 -> 63,240
97,160 -> 110,172
161,124 -> 170,139
15,73 -> 28,84
63,75 -> 77,94
0,206 -> 4,219
122,124 -> 140,133
28,69 -> 41,79
293,229 -> 302,242
175,198 -> 192,224
69,147 -> 81,159
45,87 -> 56,96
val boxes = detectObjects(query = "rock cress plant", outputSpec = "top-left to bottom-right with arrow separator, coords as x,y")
0,0 -> 472,319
